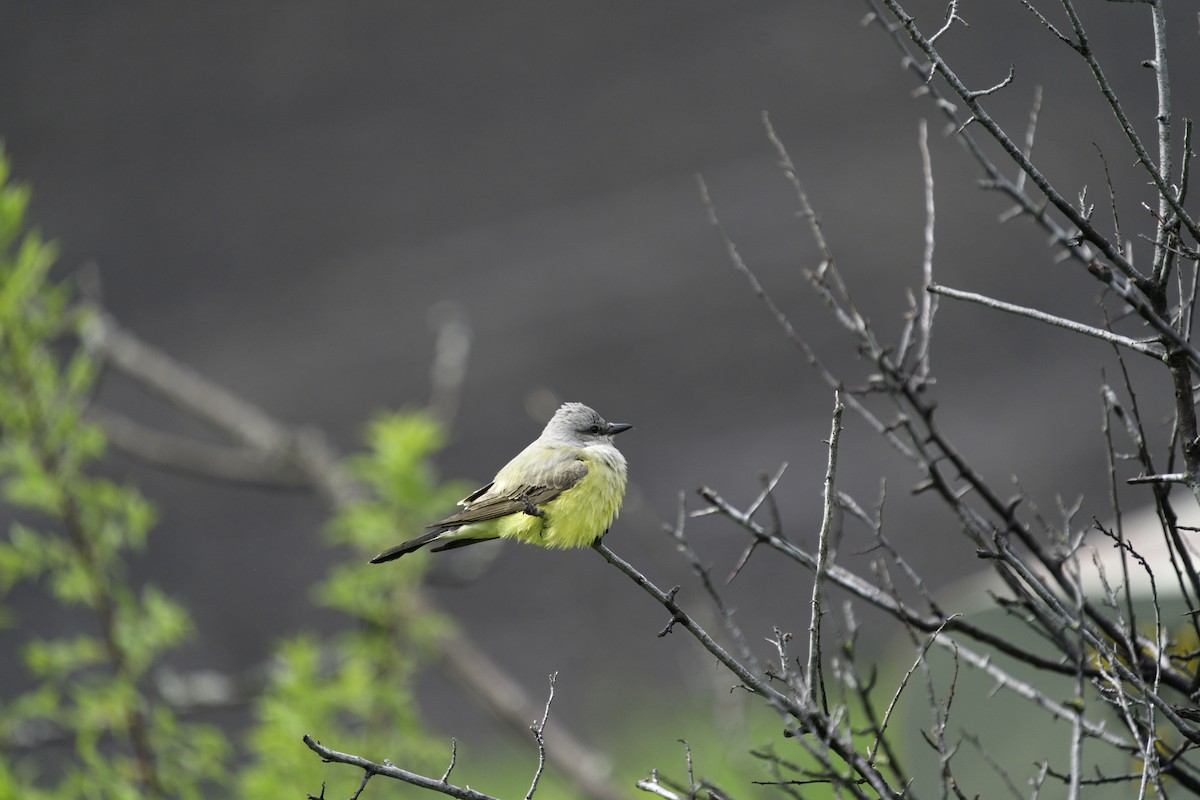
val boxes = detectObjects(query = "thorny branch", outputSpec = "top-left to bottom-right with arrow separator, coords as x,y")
863,0 -> 1200,373
592,540 -> 902,800
526,673 -> 557,800
656,3 -> 1200,789
302,735 -> 499,800
806,392 -> 843,712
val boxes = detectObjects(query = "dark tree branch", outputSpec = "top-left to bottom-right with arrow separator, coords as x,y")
302,735 -> 500,800
592,541 -> 903,800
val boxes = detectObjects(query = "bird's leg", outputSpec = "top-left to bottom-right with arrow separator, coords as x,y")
520,494 -> 546,518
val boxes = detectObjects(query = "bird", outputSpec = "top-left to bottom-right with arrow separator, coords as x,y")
369,402 -> 632,563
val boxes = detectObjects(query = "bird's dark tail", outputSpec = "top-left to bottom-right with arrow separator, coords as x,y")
369,529 -> 498,563
369,530 -> 445,563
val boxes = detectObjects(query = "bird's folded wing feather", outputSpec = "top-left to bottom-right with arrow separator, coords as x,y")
427,458 -> 588,532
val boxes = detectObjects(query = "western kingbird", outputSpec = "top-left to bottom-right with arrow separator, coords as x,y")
369,402 -> 632,563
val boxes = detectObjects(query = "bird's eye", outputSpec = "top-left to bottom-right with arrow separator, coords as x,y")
588,424 -> 602,434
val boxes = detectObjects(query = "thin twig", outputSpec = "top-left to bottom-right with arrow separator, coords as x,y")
965,64 -> 1016,99
665,492 -> 761,675
807,392 -> 843,713
928,283 -> 1164,358
679,740 -> 696,798
302,735 -> 500,800
915,119 -> 937,381
723,464 -> 790,584
591,541 -> 902,799
526,673 -> 557,800
440,739 -> 459,784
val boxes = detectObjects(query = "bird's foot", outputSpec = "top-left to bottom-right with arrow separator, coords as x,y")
520,495 -> 546,518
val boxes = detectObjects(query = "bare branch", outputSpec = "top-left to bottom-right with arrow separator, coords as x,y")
1127,472 -> 1190,485
440,739 -> 459,785
927,0 -> 965,46
697,173 -> 809,355
914,119 -> 938,381
82,309 -> 362,506
89,408 -> 313,491
927,283 -> 1165,358
965,64 -> 1016,99
1056,0 -> 1199,246
438,635 -> 619,800
302,735 -> 500,800
665,492 -> 761,675
870,616 -> 956,763
525,673 -> 557,800
591,541 -> 903,799
1016,1 -> 1078,49
807,392 -> 843,712
698,484 -> 1086,677
1013,85 -> 1044,197
635,772 -> 684,799
82,309 -> 293,455
1093,142 -> 1124,251
872,0 -> 1154,288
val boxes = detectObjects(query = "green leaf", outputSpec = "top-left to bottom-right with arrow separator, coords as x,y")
22,634 -> 105,679
115,586 -> 192,675
0,523 -> 54,589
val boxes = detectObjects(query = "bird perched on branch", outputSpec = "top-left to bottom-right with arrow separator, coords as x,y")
370,402 -> 632,563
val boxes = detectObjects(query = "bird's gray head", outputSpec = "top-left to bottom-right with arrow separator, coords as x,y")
541,402 -> 633,446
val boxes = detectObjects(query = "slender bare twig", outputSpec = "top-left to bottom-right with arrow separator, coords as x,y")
591,541 -> 902,800
869,615 -> 955,764
723,463 -> 789,584
807,392 -> 843,712
927,0 -> 963,46
348,769 -> 373,800
82,310 -> 294,455
90,407 -> 314,490
927,283 -> 1164,358
961,733 -> 1024,800
666,492 -> 761,676
1067,556 -> 1086,800
1058,0 -> 1197,248
965,64 -> 1016,99
1127,473 -> 1189,485
914,118 -> 938,381
1012,84 -> 1043,198
679,740 -> 696,798
633,774 -> 679,799
873,0 -> 1151,288
526,673 -> 556,800
865,0 -> 1200,372
697,174 -> 808,355
302,735 -> 499,800
440,739 -> 459,784
437,634 -> 618,800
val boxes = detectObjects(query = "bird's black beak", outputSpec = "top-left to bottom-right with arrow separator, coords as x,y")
606,422 -> 634,436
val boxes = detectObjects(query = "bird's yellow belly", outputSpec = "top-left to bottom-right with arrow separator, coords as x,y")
498,460 -> 626,549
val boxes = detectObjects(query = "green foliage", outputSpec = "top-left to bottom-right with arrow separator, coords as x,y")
0,145 -> 227,798
0,145 -> 484,799
238,411 -> 469,796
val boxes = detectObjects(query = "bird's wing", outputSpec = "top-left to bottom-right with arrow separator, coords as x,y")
457,481 -> 495,506
427,455 -> 588,533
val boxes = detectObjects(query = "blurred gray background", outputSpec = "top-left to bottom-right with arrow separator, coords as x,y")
2,0 -> 1196,776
